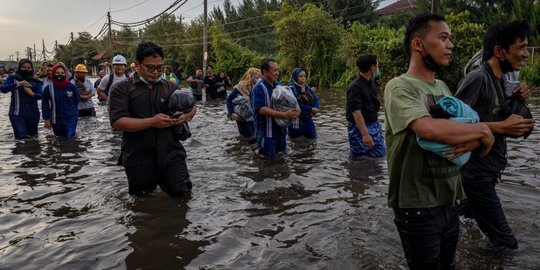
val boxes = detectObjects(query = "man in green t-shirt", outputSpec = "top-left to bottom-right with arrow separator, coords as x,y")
384,14 -> 495,269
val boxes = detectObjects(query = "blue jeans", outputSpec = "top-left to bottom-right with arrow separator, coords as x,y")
347,121 -> 386,158
9,114 -> 40,139
237,121 -> 255,138
393,206 -> 459,270
462,176 -> 518,249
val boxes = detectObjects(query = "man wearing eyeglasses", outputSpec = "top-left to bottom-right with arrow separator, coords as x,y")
108,41 -> 197,197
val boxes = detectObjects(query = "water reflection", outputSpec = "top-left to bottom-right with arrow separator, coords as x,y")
125,194 -> 206,269
0,89 -> 539,269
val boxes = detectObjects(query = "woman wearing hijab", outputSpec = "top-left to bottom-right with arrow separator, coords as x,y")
0,59 -> 43,139
226,68 -> 261,137
287,67 -> 320,140
42,64 -> 80,138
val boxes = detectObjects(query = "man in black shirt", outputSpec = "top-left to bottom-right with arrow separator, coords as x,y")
346,54 -> 386,158
109,41 -> 196,197
204,64 -> 218,100
455,21 -> 534,252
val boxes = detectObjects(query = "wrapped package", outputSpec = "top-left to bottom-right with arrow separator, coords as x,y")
271,86 -> 298,127
169,89 -> 195,113
232,95 -> 253,121
168,89 -> 195,141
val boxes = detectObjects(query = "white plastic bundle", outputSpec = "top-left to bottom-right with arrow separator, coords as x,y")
271,85 -> 298,127
232,95 -> 253,121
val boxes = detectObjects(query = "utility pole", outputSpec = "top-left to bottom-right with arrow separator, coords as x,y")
42,39 -> 47,61
16,51 -> 19,61
203,0 -> 208,77
107,11 -> 112,47
33,43 -> 37,61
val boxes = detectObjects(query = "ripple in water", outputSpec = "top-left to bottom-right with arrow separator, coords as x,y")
0,89 -> 539,269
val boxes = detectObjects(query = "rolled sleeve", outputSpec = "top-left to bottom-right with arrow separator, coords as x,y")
384,80 -> 430,135
108,83 -> 130,125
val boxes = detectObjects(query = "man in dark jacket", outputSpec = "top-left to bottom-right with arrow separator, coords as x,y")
455,20 -> 534,253
109,41 -> 196,197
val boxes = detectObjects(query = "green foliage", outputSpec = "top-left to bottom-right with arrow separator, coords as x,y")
521,56 -> 540,86
269,3 -> 344,86
336,22 -> 406,88
55,32 -> 99,68
286,0 -> 379,26
211,0 -> 279,54
209,22 -> 262,83
141,14 -> 186,71
438,11 -> 484,92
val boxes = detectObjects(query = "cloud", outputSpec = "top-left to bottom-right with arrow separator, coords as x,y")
0,17 -> 23,26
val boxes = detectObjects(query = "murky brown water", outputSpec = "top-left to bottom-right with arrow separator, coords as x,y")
1,87 -> 539,270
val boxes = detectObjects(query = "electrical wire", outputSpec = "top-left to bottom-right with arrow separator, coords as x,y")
111,0 -> 151,13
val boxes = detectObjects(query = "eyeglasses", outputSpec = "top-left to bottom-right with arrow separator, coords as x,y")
140,63 -> 164,73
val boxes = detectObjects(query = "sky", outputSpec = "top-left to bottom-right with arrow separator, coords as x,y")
0,0 -> 395,61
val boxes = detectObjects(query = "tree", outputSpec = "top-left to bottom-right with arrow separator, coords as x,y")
269,3 -> 344,86
287,0 -> 380,26
209,22 -> 262,82
211,0 -> 280,54
142,14 -> 187,74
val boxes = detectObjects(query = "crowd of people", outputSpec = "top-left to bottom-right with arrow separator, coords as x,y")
0,13 -> 536,269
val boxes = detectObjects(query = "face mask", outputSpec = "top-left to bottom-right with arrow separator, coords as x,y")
20,70 -> 33,78
419,42 -> 442,72
373,68 -> 381,79
140,75 -> 161,85
55,74 -> 66,81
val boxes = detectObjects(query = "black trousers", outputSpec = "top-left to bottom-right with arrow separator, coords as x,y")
393,205 -> 459,270
78,108 -> 96,117
462,176 -> 518,249
124,157 -> 192,197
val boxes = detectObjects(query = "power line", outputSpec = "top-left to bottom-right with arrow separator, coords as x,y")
111,0 -> 151,13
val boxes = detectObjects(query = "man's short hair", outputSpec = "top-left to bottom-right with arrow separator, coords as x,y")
260,58 -> 276,73
404,13 -> 446,60
135,41 -> 164,62
207,64 -> 213,69
482,20 -> 531,61
356,54 -> 377,73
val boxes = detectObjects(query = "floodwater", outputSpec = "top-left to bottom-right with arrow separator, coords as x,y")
0,86 -> 539,270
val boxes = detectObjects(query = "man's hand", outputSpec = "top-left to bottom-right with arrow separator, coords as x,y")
311,107 -> 319,116
502,114 -> 535,137
362,133 -> 374,149
230,113 -> 241,121
172,106 -> 197,125
513,83 -> 531,100
283,108 -> 300,120
443,140 -> 481,160
151,113 -> 175,128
